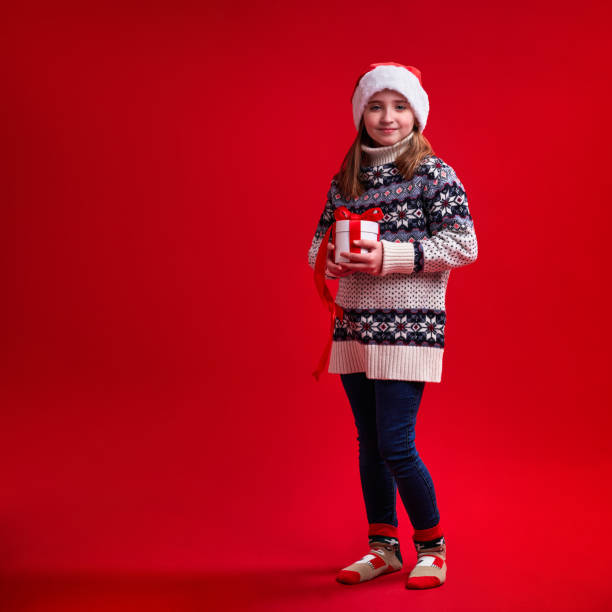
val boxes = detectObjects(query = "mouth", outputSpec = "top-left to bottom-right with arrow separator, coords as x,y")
379,128 -> 397,133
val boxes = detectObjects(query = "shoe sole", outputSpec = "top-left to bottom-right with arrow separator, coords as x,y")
336,565 -> 401,585
405,576 -> 443,589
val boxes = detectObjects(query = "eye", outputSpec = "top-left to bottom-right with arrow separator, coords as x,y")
368,103 -> 407,111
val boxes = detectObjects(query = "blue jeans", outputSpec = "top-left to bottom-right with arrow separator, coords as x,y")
340,373 -> 440,530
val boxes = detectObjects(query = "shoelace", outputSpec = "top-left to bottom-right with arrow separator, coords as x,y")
416,547 -> 445,564
372,545 -> 394,554
355,546 -> 392,564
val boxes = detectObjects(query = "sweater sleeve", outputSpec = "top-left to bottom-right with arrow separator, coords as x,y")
380,159 -> 478,276
418,161 -> 478,273
307,181 -> 337,278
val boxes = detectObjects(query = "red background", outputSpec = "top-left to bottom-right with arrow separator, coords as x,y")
2,1 -> 612,610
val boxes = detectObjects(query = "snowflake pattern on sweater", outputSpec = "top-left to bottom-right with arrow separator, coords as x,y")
308,154 -> 478,381
334,308 -> 446,347
315,158 -> 473,243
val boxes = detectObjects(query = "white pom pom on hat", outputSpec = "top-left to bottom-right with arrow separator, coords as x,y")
351,62 -> 429,133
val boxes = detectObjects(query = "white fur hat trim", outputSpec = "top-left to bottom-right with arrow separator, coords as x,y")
352,64 -> 429,133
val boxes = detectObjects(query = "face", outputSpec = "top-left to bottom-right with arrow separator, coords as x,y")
362,89 -> 416,147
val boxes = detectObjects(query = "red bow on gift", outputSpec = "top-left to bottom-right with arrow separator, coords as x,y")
333,206 -> 384,221
312,206 -> 383,381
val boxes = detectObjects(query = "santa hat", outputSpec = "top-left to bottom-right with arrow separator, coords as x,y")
351,62 -> 429,133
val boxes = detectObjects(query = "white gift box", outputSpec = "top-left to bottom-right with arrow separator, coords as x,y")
334,219 -> 380,264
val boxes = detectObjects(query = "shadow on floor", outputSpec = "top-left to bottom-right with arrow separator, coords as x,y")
0,565 -> 408,612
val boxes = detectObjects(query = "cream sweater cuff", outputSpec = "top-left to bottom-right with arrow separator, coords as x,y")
380,240 -> 415,275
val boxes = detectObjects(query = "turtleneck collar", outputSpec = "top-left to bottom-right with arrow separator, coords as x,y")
361,131 -> 415,167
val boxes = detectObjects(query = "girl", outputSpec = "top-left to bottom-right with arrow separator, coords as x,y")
307,62 -> 478,590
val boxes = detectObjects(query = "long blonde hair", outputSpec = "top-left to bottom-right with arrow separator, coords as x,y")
334,118 -> 435,201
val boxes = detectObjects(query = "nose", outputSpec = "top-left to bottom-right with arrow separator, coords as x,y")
381,106 -> 393,123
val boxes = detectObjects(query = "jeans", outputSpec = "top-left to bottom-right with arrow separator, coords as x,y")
340,373 -> 440,530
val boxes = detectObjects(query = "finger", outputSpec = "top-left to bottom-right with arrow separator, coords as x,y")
351,239 -> 380,249
327,261 -> 347,275
339,262 -> 372,271
328,258 -> 354,274
327,266 -> 353,277
340,251 -> 373,263
327,253 -> 345,268
327,242 -> 335,250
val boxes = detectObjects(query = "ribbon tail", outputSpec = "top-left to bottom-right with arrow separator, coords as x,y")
312,312 -> 336,381
312,305 -> 343,381
313,225 -> 336,313
313,227 -> 343,380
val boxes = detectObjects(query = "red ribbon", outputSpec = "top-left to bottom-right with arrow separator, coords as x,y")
312,206 -> 383,380
333,206 -> 384,222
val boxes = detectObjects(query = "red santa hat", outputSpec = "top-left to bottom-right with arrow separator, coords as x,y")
351,62 -> 430,133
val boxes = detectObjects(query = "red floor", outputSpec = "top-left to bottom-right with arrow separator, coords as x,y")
2,455 -> 610,611
1,560 -> 609,612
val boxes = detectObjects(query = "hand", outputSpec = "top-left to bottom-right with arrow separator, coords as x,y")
325,242 -> 355,278
338,239 -> 382,275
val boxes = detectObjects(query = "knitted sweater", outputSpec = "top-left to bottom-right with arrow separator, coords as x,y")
307,131 -> 478,382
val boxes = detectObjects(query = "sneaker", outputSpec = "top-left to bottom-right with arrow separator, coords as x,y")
405,537 -> 447,589
336,539 -> 403,585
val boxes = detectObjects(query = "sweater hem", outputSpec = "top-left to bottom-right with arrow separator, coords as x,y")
328,340 -> 443,382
